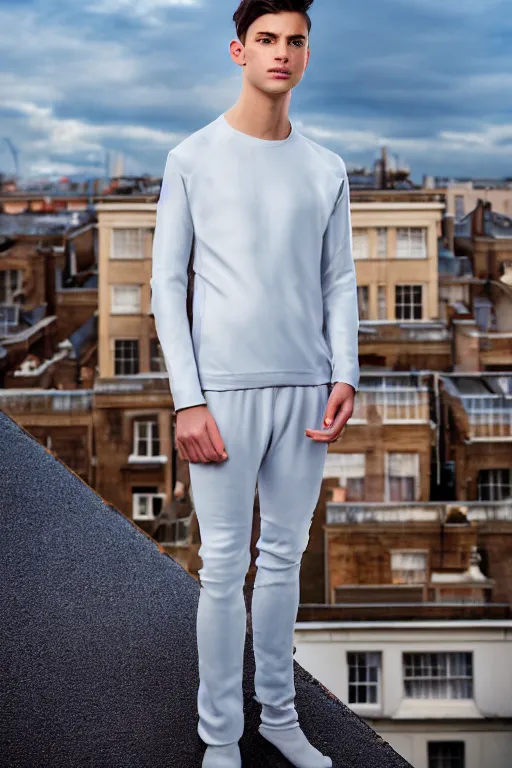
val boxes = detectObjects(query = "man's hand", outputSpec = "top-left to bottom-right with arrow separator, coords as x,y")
176,405 -> 229,464
305,382 -> 355,443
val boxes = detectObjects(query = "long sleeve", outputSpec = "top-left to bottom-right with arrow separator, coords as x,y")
150,150 -> 207,412
320,161 -> 360,392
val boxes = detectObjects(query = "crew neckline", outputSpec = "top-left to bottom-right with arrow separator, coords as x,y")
219,112 -> 296,146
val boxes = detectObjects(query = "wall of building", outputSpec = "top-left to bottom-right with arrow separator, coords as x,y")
294,622 -> 512,768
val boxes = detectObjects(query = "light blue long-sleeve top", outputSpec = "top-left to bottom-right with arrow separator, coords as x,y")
150,112 -> 360,412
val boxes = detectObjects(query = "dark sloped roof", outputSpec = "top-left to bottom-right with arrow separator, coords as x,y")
1,411 -> 411,768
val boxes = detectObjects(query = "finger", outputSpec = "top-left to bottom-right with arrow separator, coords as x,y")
184,439 -> 201,464
322,399 -> 339,428
177,439 -> 189,462
189,436 -> 210,464
306,403 -> 352,441
199,428 -> 224,463
205,417 -> 228,460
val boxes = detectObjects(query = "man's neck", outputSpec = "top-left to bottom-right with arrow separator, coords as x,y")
225,92 -> 292,141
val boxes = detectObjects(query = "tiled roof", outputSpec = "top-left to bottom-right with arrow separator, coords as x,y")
1,411 -> 411,768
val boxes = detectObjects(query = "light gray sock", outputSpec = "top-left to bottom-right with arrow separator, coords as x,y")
202,742 -> 241,768
259,724 -> 332,768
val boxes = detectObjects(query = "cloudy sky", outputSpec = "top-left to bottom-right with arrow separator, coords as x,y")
1,0 -> 511,183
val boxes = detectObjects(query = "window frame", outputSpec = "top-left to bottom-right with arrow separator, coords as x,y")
428,740 -> 465,768
346,651 -> 382,707
402,652 -> 473,701
396,227 -> 428,259
352,228 -> 370,260
395,283 -> 424,321
111,284 -> 142,315
110,228 -> 144,260
114,338 -> 140,375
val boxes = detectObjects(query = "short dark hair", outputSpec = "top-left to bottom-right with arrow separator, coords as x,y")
233,0 -> 314,46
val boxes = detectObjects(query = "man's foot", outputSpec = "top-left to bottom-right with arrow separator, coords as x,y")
202,742 -> 241,768
259,724 -> 332,768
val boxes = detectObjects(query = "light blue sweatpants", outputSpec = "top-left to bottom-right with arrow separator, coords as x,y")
188,384 -> 329,746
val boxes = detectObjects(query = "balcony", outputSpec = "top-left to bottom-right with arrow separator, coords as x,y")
352,380 -> 430,424
326,501 -> 512,525
460,394 -> 512,440
0,388 -> 93,413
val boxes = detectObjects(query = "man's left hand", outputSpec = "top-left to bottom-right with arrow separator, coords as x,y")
305,382 -> 355,443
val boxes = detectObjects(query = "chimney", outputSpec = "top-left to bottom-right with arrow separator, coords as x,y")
444,213 -> 455,253
471,199 -> 486,237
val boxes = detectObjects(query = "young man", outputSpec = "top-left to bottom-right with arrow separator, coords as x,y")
151,1 -> 359,766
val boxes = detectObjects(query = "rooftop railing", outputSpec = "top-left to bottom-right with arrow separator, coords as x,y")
326,501 -> 512,525
0,389 -> 93,414
352,385 -> 430,424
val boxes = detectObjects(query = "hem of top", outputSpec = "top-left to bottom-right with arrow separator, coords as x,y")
199,370 -> 332,389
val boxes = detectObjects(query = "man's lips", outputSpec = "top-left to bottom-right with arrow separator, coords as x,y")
268,69 -> 292,78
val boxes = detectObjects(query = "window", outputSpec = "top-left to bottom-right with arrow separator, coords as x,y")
357,286 -> 369,320
352,229 -> 369,260
111,228 -> 144,259
396,227 -> 427,259
454,195 -> 465,222
0,303 -> 20,330
111,285 -> 141,314
0,269 -> 23,303
395,284 -> 423,320
133,419 -> 160,457
347,652 -> 381,705
428,742 -> 465,768
403,653 -> 473,699
477,469 -> 512,501
387,452 -> 419,502
391,551 -> 428,584
150,338 -> 167,372
378,285 -> 387,320
377,228 -> 387,258
132,486 -> 165,521
114,339 -> 139,375
323,453 -> 365,501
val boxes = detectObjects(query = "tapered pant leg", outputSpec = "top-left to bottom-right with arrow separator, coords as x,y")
188,387 -> 275,746
251,384 -> 329,730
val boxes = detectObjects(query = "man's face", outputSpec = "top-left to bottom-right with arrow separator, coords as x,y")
237,11 -> 310,93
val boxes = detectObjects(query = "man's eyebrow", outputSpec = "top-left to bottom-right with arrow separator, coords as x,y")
255,31 -> 307,40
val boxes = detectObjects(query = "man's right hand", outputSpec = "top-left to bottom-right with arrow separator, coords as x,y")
176,405 -> 228,464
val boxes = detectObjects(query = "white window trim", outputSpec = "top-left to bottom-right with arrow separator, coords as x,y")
111,284 -> 142,315
390,548 -> 429,585
396,227 -> 428,259
385,452 -> 420,502
394,283 -> 424,321
352,228 -> 370,260
376,227 -> 388,259
114,339 -> 139,375
346,651 -> 382,708
477,468 -> 512,502
0,269 -> 24,303
132,492 -> 166,521
132,419 -> 161,458
110,228 -> 144,260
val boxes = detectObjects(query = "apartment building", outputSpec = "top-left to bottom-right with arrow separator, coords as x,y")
293,616 -> 512,768
0,212 -> 97,385
431,177 -> 512,221
350,191 -> 451,371
439,373 -> 512,503
93,199 -> 190,566
301,371 -> 435,604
